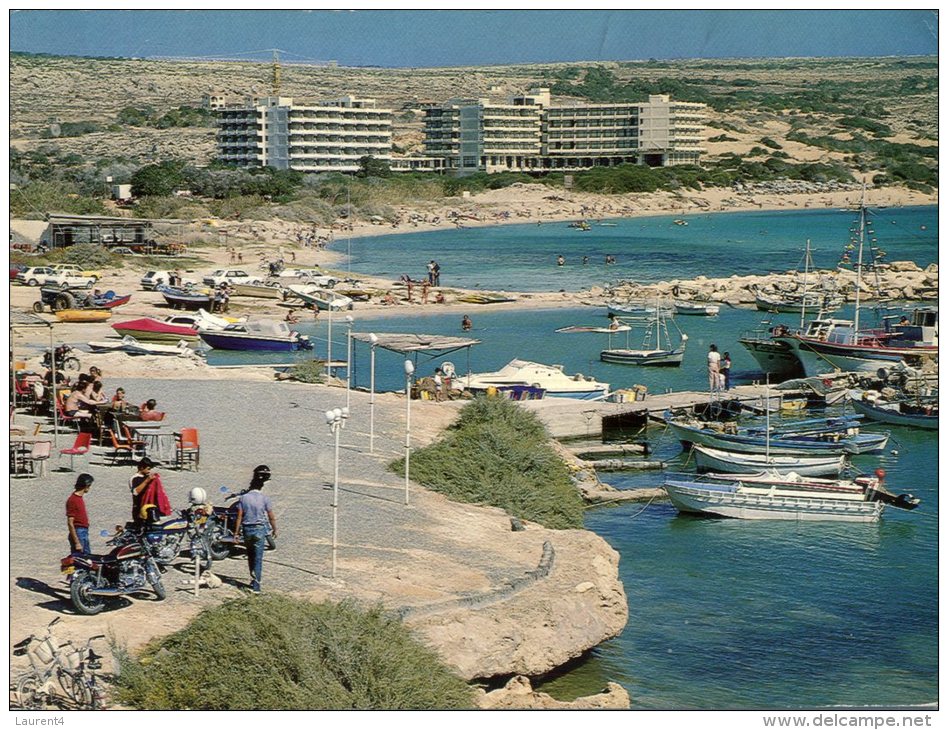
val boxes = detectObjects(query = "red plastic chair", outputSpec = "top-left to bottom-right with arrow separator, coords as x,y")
59,432 -> 92,471
175,428 -> 200,471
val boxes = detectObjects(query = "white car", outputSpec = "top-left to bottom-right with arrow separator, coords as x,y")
202,269 -> 263,287
17,266 -> 56,286
43,272 -> 97,289
51,264 -> 102,281
269,268 -> 338,288
141,270 -> 197,290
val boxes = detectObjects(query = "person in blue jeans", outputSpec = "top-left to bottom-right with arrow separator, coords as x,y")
233,465 -> 278,593
66,473 -> 94,555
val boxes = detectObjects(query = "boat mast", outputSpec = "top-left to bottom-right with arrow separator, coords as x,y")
800,239 -> 811,328
852,183 -> 867,341
655,297 -> 661,350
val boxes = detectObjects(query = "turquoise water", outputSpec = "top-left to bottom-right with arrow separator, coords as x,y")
338,206 -> 937,292
207,206 -> 937,708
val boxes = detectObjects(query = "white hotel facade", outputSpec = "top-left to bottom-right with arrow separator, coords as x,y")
216,88 -> 705,175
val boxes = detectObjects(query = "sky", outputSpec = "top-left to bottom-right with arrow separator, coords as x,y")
8,9 -> 938,67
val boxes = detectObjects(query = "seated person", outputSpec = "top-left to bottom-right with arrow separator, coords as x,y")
111,387 -> 129,411
89,381 -> 108,405
89,366 -> 103,382
434,291 -> 446,304
139,399 -> 165,421
63,386 -> 96,418
381,291 -> 398,305
284,309 -> 300,324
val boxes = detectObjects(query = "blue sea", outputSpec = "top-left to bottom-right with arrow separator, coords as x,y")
208,206 -> 938,709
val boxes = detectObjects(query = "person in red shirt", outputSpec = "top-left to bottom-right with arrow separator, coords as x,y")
139,399 -> 165,422
66,474 -> 94,555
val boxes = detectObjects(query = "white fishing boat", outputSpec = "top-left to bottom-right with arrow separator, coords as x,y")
286,284 -> 354,311
463,359 -> 609,401
600,301 -> 688,366
663,470 -> 919,523
674,300 -> 720,316
231,281 -> 285,299
692,444 -> 846,477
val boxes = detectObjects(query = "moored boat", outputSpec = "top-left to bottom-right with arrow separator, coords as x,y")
601,302 -> 688,367
231,282 -> 284,299
850,392 -> 938,430
692,444 -> 846,477
198,320 -> 313,351
674,300 -> 720,316
462,359 -> 609,400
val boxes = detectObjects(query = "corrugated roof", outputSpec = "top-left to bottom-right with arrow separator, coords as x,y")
46,213 -> 183,225
10,311 -> 52,327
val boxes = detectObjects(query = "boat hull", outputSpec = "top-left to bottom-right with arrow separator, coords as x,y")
738,337 -> 804,379
55,309 -> 112,323
198,332 -> 309,351
664,481 -> 883,522
231,283 -> 284,299
674,302 -> 720,316
112,319 -> 199,343
776,335 -> 933,376
665,420 -> 889,455
692,445 -> 845,477
601,347 -> 684,366
850,397 -> 938,430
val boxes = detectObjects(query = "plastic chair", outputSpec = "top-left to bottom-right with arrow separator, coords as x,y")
120,423 -> 147,458
175,428 -> 200,471
106,429 -> 137,465
24,441 -> 52,478
59,432 -> 92,471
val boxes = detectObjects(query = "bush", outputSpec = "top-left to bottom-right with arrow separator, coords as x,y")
290,359 -> 325,384
9,181 -> 107,219
61,243 -> 113,268
113,595 -> 475,710
393,397 -> 584,529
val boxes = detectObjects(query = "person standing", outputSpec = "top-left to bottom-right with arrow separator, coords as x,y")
707,344 -> 722,393
721,351 -> 733,391
67,474 -> 94,555
129,457 -> 170,526
461,315 -> 472,331
426,260 -> 436,285
233,465 -> 278,593
432,260 -> 441,286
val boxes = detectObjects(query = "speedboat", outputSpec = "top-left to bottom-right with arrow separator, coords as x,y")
663,470 -> 919,522
159,286 -> 214,311
286,284 -> 353,311
198,320 -> 313,351
112,317 -> 200,343
462,359 -> 609,400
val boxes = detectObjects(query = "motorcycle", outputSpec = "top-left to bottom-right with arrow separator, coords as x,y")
206,486 -> 276,561
110,504 -> 213,572
63,531 -> 166,615
42,344 -> 80,372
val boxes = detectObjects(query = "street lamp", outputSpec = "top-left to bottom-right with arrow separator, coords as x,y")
403,359 -> 415,506
325,405 -> 349,578
345,315 -> 354,409
326,303 -> 334,377
369,333 -> 378,454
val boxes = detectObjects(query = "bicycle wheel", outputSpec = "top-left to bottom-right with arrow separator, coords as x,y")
65,674 -> 93,708
15,675 -> 44,709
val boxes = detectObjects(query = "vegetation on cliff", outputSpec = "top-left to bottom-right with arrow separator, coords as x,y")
393,397 -> 585,530
113,595 -> 475,710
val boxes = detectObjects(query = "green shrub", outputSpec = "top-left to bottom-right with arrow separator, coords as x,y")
394,397 -> 584,529
760,137 -> 783,149
9,181 -> 107,219
113,596 -> 475,710
290,359 -> 325,384
61,243 -> 113,268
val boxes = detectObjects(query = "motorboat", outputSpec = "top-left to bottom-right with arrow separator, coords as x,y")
664,413 -> 890,455
159,286 -> 214,311
462,359 -> 609,400
849,391 -> 938,430
663,471 -> 919,522
286,284 -> 353,311
674,300 -> 720,316
739,322 -> 805,381
754,288 -> 843,314
455,293 -> 517,305
91,292 -> 132,309
112,317 -> 200,343
691,444 -> 846,477
230,282 -> 285,299
198,320 -> 313,351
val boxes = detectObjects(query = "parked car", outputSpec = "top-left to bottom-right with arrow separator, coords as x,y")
44,272 -> 97,289
268,268 -> 338,288
109,247 -> 138,256
10,263 -> 28,280
51,264 -> 103,281
202,269 -> 263,287
140,270 -> 197,290
17,266 -> 56,286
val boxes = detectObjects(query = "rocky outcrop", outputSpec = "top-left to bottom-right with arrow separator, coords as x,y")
476,675 -> 631,709
405,528 -> 628,681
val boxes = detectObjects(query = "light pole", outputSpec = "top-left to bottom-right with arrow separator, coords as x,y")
325,405 -> 349,578
345,315 -> 353,409
369,333 -> 378,454
326,304 -> 334,376
403,359 -> 414,506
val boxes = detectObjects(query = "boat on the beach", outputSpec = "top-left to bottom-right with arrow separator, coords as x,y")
455,292 -> 518,305
462,359 -> 609,400
600,303 -> 688,366
674,300 -> 720,316
664,413 -> 890,455
92,292 -> 132,309
663,470 -> 919,522
285,284 -> 354,310
692,444 -> 846,477
231,282 -> 284,299
54,309 -> 112,323
87,335 -> 199,358
198,320 -> 313,351
159,286 -> 214,311
112,317 -> 200,343
849,391 -> 938,430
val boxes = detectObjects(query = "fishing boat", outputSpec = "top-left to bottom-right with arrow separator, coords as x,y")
285,284 -> 354,311
92,292 -> 132,309
455,292 -> 518,305
754,288 -> 844,314
231,282 -> 284,299
159,286 -> 214,311
198,320 -> 313,351
663,470 -> 919,523
692,444 -> 846,477
600,303 -> 688,366
463,359 -> 609,400
606,300 -> 662,316
738,321 -> 804,381
54,309 -> 112,323
673,300 -> 720,316
849,392 -> 938,430
664,413 -> 889,455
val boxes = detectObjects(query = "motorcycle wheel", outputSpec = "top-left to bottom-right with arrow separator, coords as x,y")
15,675 -> 44,710
207,527 -> 233,561
149,573 -> 166,601
70,573 -> 106,616
191,537 -> 213,572
63,356 -> 81,372
266,535 -> 277,551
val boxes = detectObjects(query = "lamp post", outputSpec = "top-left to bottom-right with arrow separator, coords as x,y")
369,333 -> 378,454
345,315 -> 353,409
325,405 -> 349,578
403,359 -> 414,506
326,303 -> 334,376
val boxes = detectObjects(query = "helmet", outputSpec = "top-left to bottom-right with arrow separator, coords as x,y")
188,487 -> 207,505
253,465 -> 272,483
76,473 -> 94,489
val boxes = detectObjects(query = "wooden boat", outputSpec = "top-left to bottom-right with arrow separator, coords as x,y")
601,302 -> 688,366
112,317 -> 200,343
462,359 -> 609,401
754,289 -> 843,314
674,300 -> 720,316
231,282 -> 284,299
198,320 -> 313,351
739,323 -> 804,381
663,471 -> 919,523
160,286 -> 214,311
664,414 -> 889,455
455,292 -> 517,305
692,444 -> 846,477
92,292 -> 131,309
286,284 -> 354,311
334,288 -> 373,302
54,309 -> 112,323
850,392 -> 938,430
